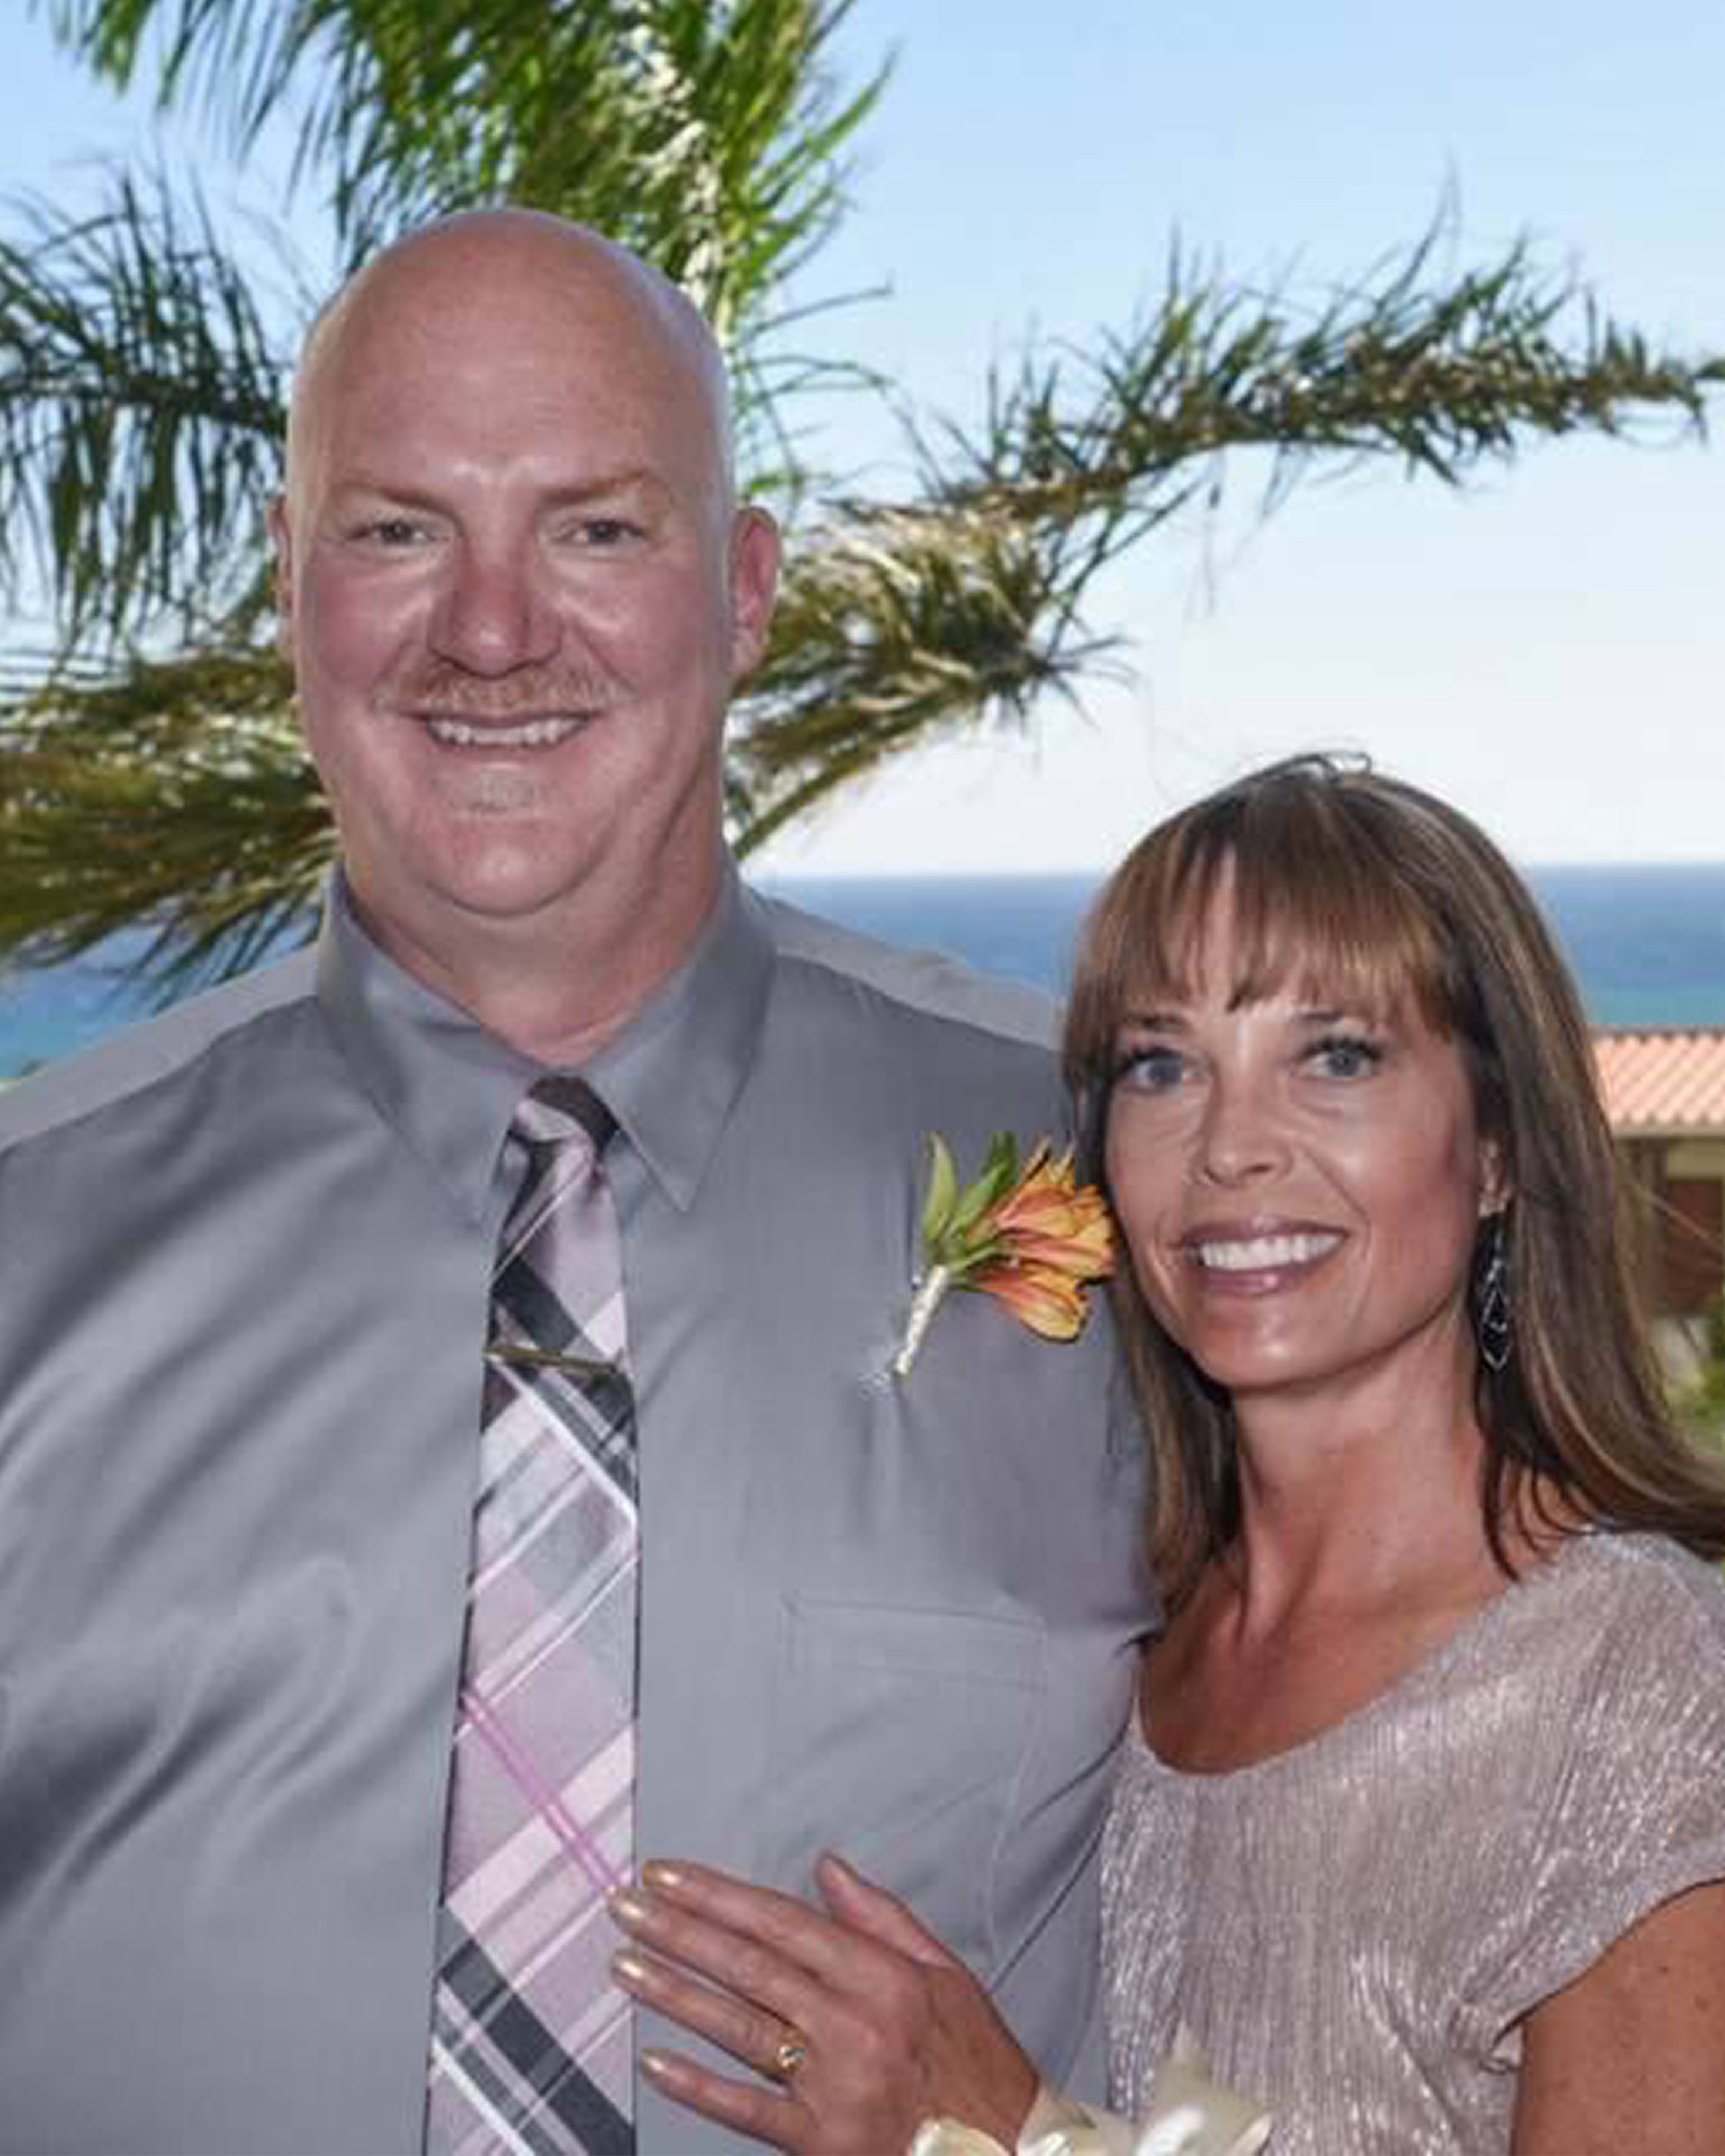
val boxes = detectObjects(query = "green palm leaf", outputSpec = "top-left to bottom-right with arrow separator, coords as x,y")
5,10 -> 1722,1004
0,640 -> 326,992
42,0 -> 888,469
727,226 -> 1718,851
0,169 -> 289,655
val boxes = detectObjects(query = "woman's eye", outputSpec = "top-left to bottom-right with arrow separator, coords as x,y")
1114,1045 -> 1190,1094
1306,1033 -> 1384,1079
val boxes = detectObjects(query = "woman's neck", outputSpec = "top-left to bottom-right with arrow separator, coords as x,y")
1223,1345 -> 1496,1638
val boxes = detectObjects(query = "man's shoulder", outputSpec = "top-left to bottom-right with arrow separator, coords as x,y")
0,948 -> 319,1156
753,891 -> 1059,1055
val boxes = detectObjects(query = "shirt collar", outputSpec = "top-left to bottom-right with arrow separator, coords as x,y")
316,863 -> 773,1222
582,866 -> 773,1212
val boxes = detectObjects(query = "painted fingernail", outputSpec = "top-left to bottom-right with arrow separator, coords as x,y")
612,1950 -> 650,1987
609,1889 -> 653,1926
642,1859 -> 687,1890
640,2049 -> 682,2086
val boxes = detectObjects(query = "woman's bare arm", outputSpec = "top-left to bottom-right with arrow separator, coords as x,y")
1513,1881 -> 1725,2155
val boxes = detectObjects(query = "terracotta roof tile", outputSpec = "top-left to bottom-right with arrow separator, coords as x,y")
1593,1027 -> 1725,1135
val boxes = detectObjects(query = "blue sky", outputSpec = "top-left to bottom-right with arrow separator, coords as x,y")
6,2 -> 1723,872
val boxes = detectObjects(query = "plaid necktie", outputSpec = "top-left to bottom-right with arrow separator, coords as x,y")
426,1076 -> 637,2155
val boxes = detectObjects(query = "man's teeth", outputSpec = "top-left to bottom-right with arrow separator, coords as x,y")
1195,1232 -> 1341,1272
426,716 -> 581,747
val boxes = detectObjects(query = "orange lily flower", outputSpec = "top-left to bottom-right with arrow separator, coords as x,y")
969,1258 -> 1091,1340
893,1133 -> 1113,1374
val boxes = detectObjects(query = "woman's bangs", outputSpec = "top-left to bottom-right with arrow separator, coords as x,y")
1221,842 -> 1455,1028
1109,819 -> 1456,1031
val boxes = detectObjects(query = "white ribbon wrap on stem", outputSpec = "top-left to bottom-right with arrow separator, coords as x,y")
891,1263 -> 953,1376
907,2024 -> 1271,2156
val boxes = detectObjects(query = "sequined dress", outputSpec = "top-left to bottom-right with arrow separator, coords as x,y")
1101,1532 -> 1725,2153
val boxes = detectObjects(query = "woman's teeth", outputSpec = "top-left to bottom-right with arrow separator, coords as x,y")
1195,1232 -> 1342,1272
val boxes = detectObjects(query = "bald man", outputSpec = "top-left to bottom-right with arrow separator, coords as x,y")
0,213 -> 1145,2155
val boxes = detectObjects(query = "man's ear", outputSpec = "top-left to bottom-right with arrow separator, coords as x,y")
727,505 -> 781,680
267,495 -> 296,663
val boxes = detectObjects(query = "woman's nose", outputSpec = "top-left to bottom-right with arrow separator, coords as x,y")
1192,1080 -> 1289,1186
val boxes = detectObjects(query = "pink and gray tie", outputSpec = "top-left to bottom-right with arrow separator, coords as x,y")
426,1076 -> 637,2155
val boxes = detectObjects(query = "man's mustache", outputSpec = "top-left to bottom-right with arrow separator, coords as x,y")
384,663 -> 615,718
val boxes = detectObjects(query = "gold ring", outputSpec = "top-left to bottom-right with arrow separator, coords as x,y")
770,2030 -> 809,2083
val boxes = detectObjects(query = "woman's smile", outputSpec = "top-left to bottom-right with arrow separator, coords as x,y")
1179,1220 -> 1347,1289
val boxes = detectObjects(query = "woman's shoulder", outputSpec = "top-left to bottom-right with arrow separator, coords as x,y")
1448,1533 -> 1725,2068
1530,1529 -> 1725,1644
1512,1530 -> 1725,1746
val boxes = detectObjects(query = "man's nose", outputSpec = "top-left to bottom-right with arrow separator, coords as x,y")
1192,1079 -> 1289,1186
428,541 -> 560,673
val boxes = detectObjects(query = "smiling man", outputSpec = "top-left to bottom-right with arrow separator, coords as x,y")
0,212 -> 1146,2155
273,218 -> 774,1060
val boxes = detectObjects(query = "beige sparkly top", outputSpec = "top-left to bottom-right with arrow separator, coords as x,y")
1101,1533 -> 1725,2154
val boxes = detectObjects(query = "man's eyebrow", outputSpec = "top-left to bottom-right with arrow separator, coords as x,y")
541,469 -> 670,506
323,475 -> 442,510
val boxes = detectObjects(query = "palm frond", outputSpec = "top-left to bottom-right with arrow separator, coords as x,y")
0,169 -> 290,657
724,497 -> 1121,854
42,0 -> 888,467
0,642 -> 327,994
10,20 -> 1724,997
932,227 -> 1714,543
725,226 -> 1720,852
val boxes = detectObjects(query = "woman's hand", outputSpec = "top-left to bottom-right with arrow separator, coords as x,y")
610,1851 -> 1039,2155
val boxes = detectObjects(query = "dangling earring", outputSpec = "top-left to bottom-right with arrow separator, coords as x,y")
1474,1210 -> 1512,1374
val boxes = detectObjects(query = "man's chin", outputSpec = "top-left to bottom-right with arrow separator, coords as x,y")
431,763 -> 564,817
349,845 -> 592,946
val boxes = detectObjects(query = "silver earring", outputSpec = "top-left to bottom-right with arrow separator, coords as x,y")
1475,1212 -> 1512,1374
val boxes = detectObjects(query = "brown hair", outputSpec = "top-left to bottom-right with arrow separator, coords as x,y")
1064,753 -> 1725,1606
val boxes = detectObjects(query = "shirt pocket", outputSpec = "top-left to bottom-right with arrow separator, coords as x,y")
756,1596 -> 1046,1977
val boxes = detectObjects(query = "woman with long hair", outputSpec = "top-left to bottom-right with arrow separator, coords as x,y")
1061,754 -> 1725,2151
611,756 -> 1725,2154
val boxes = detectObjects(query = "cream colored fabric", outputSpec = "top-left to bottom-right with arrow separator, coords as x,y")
1103,1533 -> 1725,2153
908,2020 -> 1271,2153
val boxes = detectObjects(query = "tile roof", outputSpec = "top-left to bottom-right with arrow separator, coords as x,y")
1593,1027 -> 1725,1135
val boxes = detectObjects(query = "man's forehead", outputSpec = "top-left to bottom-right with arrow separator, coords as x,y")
324,267 -> 656,390
288,217 -> 731,494
303,217 -> 711,393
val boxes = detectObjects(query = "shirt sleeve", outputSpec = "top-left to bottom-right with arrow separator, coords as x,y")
1472,1542 -> 1725,2065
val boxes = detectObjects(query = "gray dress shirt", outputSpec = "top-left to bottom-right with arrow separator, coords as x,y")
0,867 -> 1148,2156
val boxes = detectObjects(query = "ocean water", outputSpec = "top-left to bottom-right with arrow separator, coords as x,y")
4,865 -> 1725,1079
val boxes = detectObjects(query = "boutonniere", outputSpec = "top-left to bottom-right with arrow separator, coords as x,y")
891,1132 -> 1113,1377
